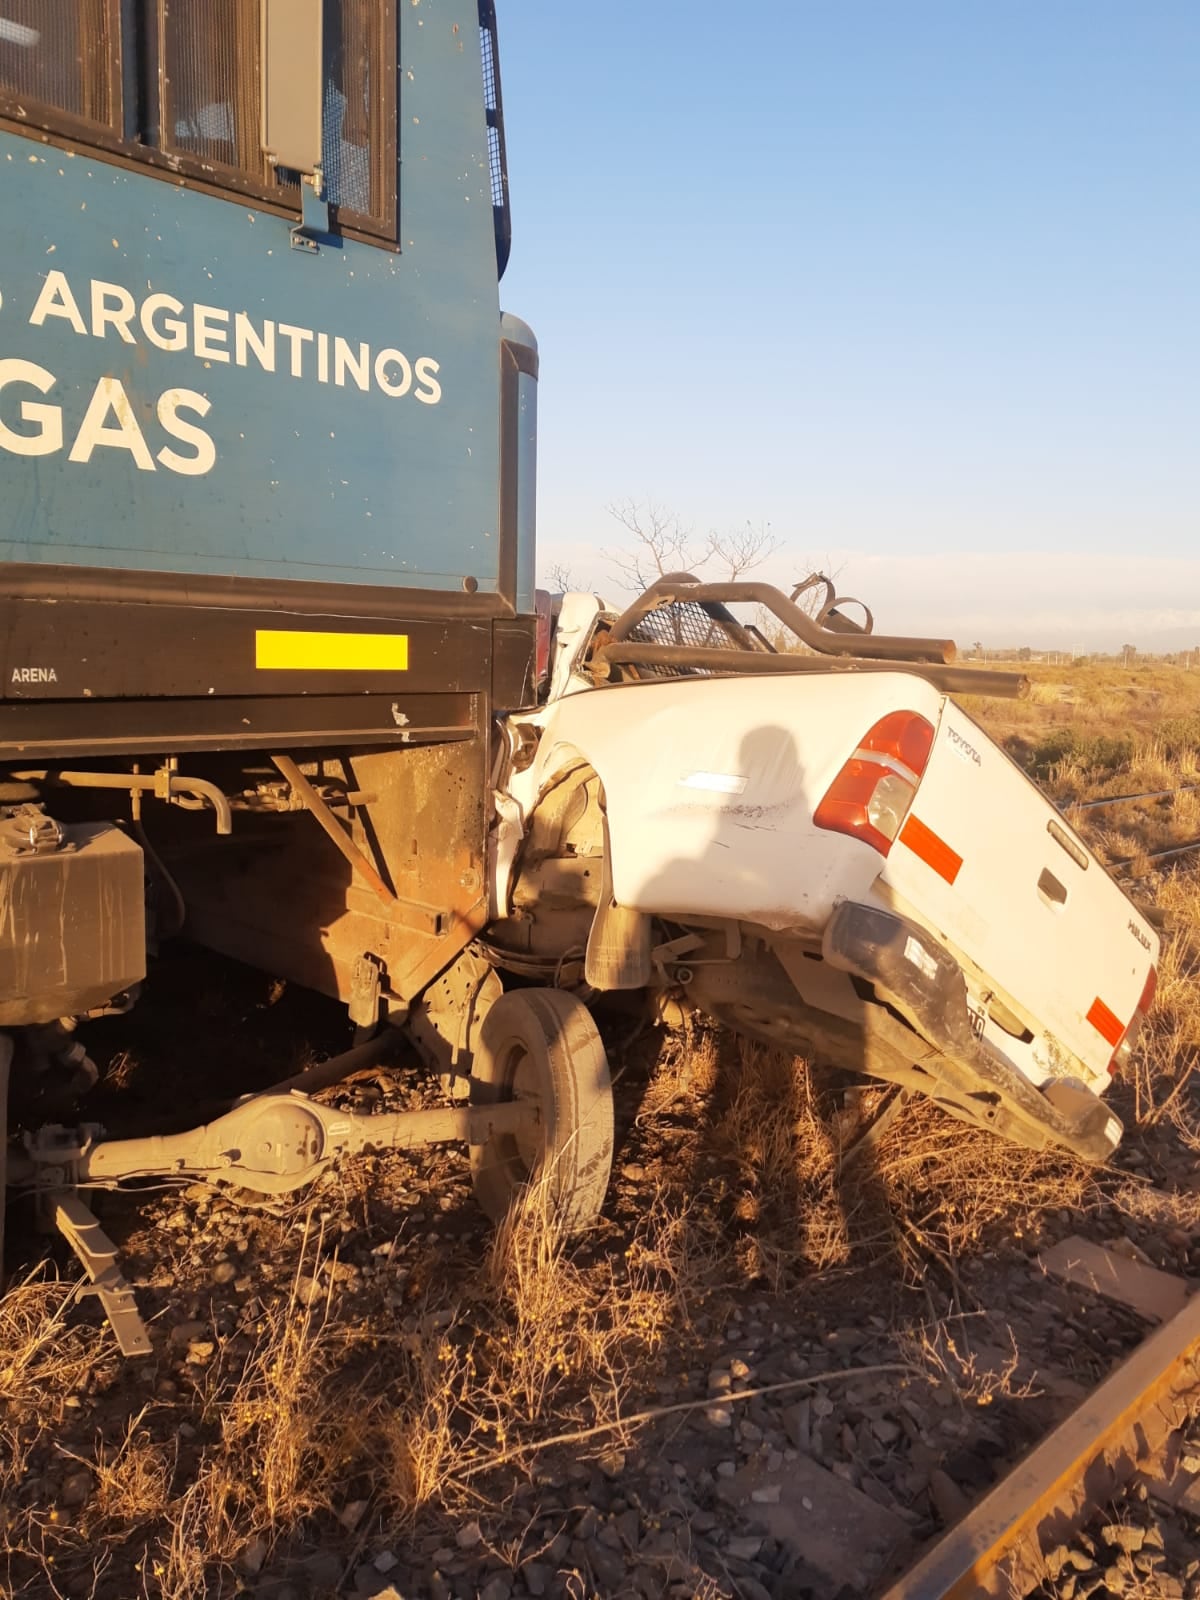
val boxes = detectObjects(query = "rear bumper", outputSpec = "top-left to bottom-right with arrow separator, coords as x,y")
822,901 -> 1122,1163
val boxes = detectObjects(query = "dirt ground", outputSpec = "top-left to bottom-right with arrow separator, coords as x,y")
2,666 -> 1200,1600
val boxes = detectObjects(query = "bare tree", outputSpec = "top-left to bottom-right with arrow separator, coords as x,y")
543,559 -> 575,593
704,519 -> 780,581
602,498 -> 700,590
603,502 -> 849,654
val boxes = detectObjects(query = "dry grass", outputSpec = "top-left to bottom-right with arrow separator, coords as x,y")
707,1040 -> 882,1281
1,1176 -> 702,1596
663,1032 -> 1101,1291
871,1100 -> 1097,1274
1122,870 -> 1200,1127
4,661 -> 1200,1595
902,1320 -> 1036,1409
0,1269 -> 103,1415
1,1236 -> 381,1596
961,660 -> 1200,756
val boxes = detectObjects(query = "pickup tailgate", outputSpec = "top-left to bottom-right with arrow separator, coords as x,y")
881,699 -> 1158,1088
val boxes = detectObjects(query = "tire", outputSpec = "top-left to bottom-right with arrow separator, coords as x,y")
469,988 -> 613,1231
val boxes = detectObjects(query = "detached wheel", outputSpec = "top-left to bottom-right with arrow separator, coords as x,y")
469,988 -> 613,1231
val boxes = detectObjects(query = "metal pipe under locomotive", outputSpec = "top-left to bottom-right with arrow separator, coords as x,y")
0,1 -> 550,1265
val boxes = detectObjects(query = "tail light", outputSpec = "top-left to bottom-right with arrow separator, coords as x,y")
1108,965 -> 1158,1075
814,711 -> 936,856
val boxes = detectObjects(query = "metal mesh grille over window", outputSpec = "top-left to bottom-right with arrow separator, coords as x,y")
2,0 -> 396,243
486,122 -> 505,210
479,24 -> 504,208
480,21 -> 497,113
158,0 -> 261,176
478,0 -> 510,275
626,603 -> 741,677
0,0 -> 113,126
324,0 -> 390,227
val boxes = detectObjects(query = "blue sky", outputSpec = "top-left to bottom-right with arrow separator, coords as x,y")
496,2 -> 1199,648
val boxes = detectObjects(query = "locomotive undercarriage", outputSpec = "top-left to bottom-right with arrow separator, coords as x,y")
0,741 -> 564,1354
2,734 -> 1116,1357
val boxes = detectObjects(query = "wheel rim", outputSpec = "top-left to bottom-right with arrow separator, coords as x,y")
508,1042 -> 545,1173
489,1036 -> 547,1177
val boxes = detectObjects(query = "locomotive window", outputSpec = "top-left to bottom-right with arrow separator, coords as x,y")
157,0 -> 265,179
155,0 -> 394,235
323,0 -> 394,233
0,0 -> 119,132
0,0 -> 396,243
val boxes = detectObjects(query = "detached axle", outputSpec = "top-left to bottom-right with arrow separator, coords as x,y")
14,1090 -> 539,1356
22,1090 -> 539,1196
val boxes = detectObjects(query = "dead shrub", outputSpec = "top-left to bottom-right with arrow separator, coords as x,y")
871,1099 -> 1098,1276
638,1020 -> 720,1117
707,1040 -> 858,1278
0,1268 -> 102,1419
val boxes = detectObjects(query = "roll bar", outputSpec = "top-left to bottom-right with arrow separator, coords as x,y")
591,574 -> 1028,699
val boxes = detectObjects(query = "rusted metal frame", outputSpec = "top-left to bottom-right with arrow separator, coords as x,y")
878,1292 -> 1200,1600
594,644 -> 1028,701
261,1026 -> 407,1097
604,575 -> 956,663
40,768 -> 233,834
271,754 -> 396,907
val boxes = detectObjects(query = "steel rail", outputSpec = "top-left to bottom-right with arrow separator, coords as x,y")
877,1291 -> 1200,1600
1115,837 -> 1200,880
1063,785 -> 1200,813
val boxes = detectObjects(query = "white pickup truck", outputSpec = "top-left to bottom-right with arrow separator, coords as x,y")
5,578 -> 1160,1301
474,575 -> 1160,1226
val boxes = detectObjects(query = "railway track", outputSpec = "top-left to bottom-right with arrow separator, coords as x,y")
1055,782 -> 1200,880
879,1279 -> 1200,1600
874,775 -> 1200,1595
1062,786 -> 1200,814
1114,836 -> 1200,877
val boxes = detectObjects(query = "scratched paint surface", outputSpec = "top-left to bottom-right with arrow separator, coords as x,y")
0,1 -> 504,592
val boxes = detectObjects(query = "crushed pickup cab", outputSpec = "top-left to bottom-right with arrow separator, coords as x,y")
489,575 -> 1159,1166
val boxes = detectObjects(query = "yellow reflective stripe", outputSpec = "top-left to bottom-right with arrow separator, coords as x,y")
255,630 -> 410,671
